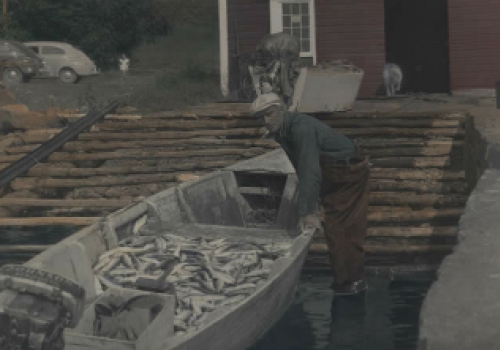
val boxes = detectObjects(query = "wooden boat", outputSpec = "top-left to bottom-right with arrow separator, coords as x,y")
16,149 -> 316,350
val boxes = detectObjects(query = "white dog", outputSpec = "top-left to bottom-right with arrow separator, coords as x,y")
383,63 -> 403,97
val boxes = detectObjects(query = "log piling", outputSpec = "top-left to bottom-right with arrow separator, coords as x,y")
0,104 -> 469,267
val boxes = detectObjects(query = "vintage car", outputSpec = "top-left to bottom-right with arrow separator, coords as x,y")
24,41 -> 99,84
0,39 -> 43,84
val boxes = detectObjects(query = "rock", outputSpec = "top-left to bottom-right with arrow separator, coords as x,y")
116,106 -> 138,114
2,104 -> 30,115
176,173 -> 200,182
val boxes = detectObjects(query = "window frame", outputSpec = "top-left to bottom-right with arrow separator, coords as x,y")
270,0 -> 317,64
41,46 -> 65,55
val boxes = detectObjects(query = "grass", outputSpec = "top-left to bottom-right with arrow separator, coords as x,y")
126,23 -> 223,113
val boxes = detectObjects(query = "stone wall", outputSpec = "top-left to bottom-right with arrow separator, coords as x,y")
419,108 -> 500,350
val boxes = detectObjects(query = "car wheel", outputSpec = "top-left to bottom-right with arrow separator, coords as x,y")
59,68 -> 79,84
3,67 -> 24,84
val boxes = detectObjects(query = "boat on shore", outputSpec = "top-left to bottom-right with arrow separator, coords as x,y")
7,149 -> 316,350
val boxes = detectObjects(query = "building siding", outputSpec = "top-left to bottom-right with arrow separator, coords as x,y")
226,0 -> 385,97
448,0 -> 500,91
227,0 -> 270,91
315,0 -> 386,97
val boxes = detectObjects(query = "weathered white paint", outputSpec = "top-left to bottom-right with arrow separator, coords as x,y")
218,0 -> 229,97
270,0 -> 317,64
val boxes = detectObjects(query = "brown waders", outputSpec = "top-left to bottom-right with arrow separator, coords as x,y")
319,150 -> 370,287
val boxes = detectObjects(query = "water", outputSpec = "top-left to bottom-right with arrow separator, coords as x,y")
0,226 -> 77,245
250,272 -> 434,350
0,226 -> 77,265
0,228 -> 434,350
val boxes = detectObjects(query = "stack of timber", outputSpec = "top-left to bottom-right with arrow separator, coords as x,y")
0,103 -> 276,223
307,110 -> 468,269
0,104 -> 468,269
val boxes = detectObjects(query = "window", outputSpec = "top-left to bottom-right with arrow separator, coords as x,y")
270,0 -> 316,63
41,46 -> 65,55
28,46 -> 39,54
282,3 -> 310,53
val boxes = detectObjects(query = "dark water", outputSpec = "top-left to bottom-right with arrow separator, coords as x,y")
0,226 -> 78,245
0,228 -> 433,350
250,272 -> 433,350
0,226 -> 78,265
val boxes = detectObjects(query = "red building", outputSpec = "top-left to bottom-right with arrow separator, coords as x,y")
218,0 -> 497,98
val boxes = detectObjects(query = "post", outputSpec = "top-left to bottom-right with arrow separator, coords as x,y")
3,0 -> 7,31
496,81 -> 500,109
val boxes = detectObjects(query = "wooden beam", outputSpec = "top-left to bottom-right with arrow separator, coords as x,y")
10,128 -> 266,144
367,208 -> 463,224
369,192 -> 468,208
324,118 -> 462,128
338,128 -> 464,138
370,180 -> 468,194
10,174 -> 181,190
62,113 -> 143,121
315,110 -> 466,120
238,187 -> 272,195
19,160 -> 235,177
312,226 -> 457,240
310,243 -> 454,254
370,168 -> 465,181
3,0 -> 7,31
5,143 -> 456,158
3,138 -> 279,154
370,156 -> 457,168
366,226 -> 457,237
0,147 -> 267,163
0,217 -> 98,226
94,119 -> 263,131
356,139 -> 464,149
367,146 -> 462,158
0,198 -> 133,207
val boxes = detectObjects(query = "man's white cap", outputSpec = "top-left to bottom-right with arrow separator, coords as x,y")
250,92 -> 282,115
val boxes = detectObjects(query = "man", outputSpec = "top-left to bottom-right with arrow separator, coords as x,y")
250,92 -> 371,296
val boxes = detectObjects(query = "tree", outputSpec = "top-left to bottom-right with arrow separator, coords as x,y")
1,0 -> 171,69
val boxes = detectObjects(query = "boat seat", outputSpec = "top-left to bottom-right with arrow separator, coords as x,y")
178,171 -> 246,227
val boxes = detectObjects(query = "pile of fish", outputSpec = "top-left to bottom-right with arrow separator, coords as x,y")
311,59 -> 363,73
93,233 -> 292,335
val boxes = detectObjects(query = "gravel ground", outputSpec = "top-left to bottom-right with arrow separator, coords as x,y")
4,71 -> 157,112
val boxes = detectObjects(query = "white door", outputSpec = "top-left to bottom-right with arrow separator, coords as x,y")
40,45 -> 66,77
26,45 -> 48,76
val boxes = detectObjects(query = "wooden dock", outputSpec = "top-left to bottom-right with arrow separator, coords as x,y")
0,103 -> 468,268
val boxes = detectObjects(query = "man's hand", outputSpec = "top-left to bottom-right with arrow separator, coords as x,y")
298,214 -> 323,233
